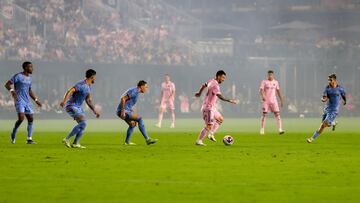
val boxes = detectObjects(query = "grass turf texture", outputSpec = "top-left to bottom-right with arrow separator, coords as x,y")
0,118 -> 359,203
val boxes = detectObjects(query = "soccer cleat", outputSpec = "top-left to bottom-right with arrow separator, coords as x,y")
11,138 -> 15,144
279,130 -> 285,135
71,144 -> 86,149
307,137 -> 314,143
155,123 -> 162,128
332,121 -> 338,131
170,123 -> 175,128
195,141 -> 206,146
26,140 -> 37,144
207,134 -> 217,142
124,142 -> 137,146
146,138 -> 158,145
62,138 -> 71,148
260,128 -> 265,135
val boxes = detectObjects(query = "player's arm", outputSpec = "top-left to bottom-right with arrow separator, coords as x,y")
276,89 -> 284,107
86,93 -> 100,118
341,90 -> 347,105
259,88 -> 265,102
171,86 -> 176,100
60,87 -> 75,108
216,93 -> 238,104
29,88 -> 42,107
119,94 -> 130,119
4,80 -> 16,100
195,83 -> 207,97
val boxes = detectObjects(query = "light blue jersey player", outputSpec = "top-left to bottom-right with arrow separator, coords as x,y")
4,61 -> 42,144
60,69 -> 100,148
116,80 -> 157,145
307,73 -> 346,143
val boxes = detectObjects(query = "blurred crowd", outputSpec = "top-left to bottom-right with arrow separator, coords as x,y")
0,0 -> 192,65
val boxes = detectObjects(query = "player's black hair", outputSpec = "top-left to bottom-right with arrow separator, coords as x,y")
328,73 -> 337,80
216,70 -> 226,77
137,80 -> 147,87
22,61 -> 32,69
268,70 -> 274,74
85,69 -> 96,78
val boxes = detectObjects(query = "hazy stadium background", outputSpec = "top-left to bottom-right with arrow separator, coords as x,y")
0,0 -> 360,120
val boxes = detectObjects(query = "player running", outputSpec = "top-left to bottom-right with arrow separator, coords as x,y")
60,69 -> 100,149
259,70 -> 285,135
194,70 -> 238,146
116,80 -> 157,145
4,61 -> 42,144
307,73 -> 346,143
156,74 -> 176,128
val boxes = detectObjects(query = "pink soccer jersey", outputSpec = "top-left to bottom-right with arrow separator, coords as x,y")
202,79 -> 221,110
161,81 -> 175,101
260,79 -> 280,103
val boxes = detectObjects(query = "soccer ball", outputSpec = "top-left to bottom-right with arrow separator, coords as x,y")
223,135 -> 234,146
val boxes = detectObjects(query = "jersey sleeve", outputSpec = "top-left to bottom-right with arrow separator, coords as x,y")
322,87 -> 328,97
73,82 -> 82,91
127,88 -> 137,99
276,81 -> 280,90
9,74 -> 18,84
260,80 -> 265,90
213,85 -> 221,95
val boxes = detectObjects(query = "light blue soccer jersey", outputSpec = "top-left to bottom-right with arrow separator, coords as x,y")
9,72 -> 32,105
117,87 -> 139,113
65,80 -> 92,108
323,85 -> 346,113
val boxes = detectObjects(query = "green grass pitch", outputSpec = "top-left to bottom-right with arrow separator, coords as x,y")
0,118 -> 360,203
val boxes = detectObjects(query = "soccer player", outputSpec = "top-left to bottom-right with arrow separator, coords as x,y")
194,70 -> 238,146
4,61 -> 42,144
156,74 -> 176,128
116,80 -> 157,145
60,69 -> 100,149
259,70 -> 285,135
307,73 -> 346,143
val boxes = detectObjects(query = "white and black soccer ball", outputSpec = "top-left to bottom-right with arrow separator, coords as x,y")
223,135 -> 234,146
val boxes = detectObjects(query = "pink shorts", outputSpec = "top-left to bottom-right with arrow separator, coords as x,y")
160,100 -> 175,110
202,108 -> 222,125
262,101 -> 280,113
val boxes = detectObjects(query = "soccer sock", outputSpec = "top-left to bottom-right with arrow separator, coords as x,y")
66,122 -> 83,140
312,131 -> 320,139
210,122 -> 220,135
27,122 -> 33,140
125,126 -> 135,143
260,113 -> 266,129
197,128 -> 209,141
158,112 -> 163,125
11,120 -> 23,140
137,118 -> 149,140
171,110 -> 175,125
275,112 -> 282,130
73,121 -> 86,144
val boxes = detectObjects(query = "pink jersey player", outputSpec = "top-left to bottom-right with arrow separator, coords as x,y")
195,70 -> 237,146
259,70 -> 285,135
156,74 -> 176,128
